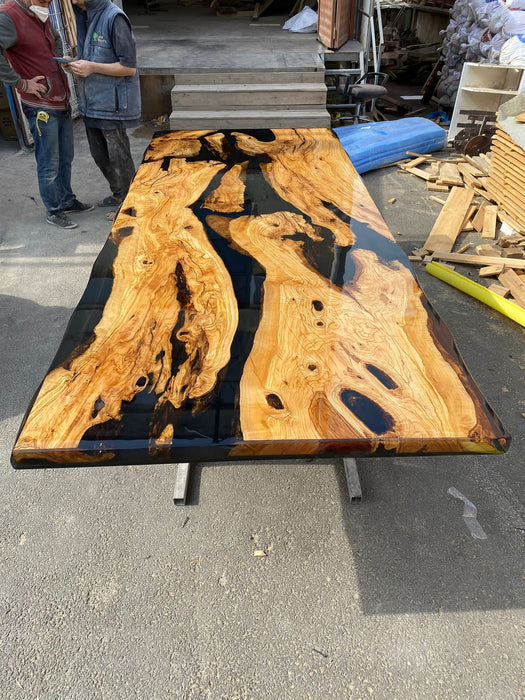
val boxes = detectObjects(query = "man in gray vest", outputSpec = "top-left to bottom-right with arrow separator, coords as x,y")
69,0 -> 141,213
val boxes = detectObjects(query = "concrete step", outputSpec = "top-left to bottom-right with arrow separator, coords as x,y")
173,70 -> 326,86
171,83 -> 327,109
169,109 -> 331,130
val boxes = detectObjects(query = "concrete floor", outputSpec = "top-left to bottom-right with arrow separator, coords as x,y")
0,122 -> 524,699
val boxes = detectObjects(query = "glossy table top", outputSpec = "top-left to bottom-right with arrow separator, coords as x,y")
12,129 -> 510,467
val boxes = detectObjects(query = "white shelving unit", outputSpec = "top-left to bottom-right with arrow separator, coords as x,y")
449,63 -> 525,141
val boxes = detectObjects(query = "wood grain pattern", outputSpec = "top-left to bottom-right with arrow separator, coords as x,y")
11,128 -> 510,467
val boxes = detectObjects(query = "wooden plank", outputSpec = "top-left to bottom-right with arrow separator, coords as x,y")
494,125 -> 517,139
406,151 -> 462,163
497,232 -> 525,246
490,139 -> 525,162
485,178 -> 525,221
492,135 -> 524,154
488,169 -> 525,203
461,203 -> 477,232
490,144 -> 525,173
498,207 -> 525,234
472,200 -> 487,232
476,244 -> 501,257
412,247 -> 430,257
498,269 -> 525,308
9,128 -> 510,467
403,156 -> 427,169
477,176 -> 493,190
479,264 -> 505,278
436,162 -> 463,187
490,187 -> 525,215
406,166 -> 435,182
503,247 -> 525,259
484,183 -> 525,229
489,155 -> 525,185
488,283 -> 510,298
486,184 -> 525,216
490,155 -> 520,176
490,151 -> 525,178
457,163 -> 482,189
432,251 -> 525,269
493,130 -> 525,152
475,187 -> 494,203
481,205 -> 498,240
427,181 -> 449,192
472,155 -> 490,175
424,187 -> 474,253
487,159 -> 523,181
462,155 -> 488,176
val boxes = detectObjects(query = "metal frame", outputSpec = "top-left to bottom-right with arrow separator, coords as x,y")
172,458 -> 362,506
173,462 -> 191,506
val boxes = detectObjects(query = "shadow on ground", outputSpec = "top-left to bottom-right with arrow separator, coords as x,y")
0,294 -> 71,423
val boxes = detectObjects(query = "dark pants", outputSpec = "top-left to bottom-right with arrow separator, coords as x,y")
85,125 -> 136,200
22,105 -> 76,215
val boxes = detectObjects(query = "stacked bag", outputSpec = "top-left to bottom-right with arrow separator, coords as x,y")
438,0 -> 525,109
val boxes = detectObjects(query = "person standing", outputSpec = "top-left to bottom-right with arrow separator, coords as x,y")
0,0 -> 93,229
69,0 -> 141,213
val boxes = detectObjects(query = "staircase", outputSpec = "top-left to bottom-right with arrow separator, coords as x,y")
169,69 -> 331,130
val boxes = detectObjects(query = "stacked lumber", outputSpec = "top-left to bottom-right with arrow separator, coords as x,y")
484,125 -> 525,231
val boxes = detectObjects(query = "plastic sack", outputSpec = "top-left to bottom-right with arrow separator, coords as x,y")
504,9 -> 525,34
283,6 -> 317,33
500,34 -> 525,63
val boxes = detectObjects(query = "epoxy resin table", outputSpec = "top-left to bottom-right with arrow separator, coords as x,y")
12,129 -> 510,468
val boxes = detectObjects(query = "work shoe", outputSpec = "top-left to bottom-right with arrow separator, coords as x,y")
62,199 -> 95,213
46,212 -> 78,229
97,195 -> 123,208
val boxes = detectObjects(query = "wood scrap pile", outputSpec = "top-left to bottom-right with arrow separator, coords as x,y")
397,150 -> 492,195
401,151 -> 525,310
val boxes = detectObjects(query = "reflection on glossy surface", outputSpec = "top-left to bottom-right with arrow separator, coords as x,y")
12,129 -> 510,467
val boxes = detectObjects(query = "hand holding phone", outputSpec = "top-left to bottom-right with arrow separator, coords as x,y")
53,57 -> 73,64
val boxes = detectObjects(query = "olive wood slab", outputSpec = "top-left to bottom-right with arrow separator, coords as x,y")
11,128 -> 510,467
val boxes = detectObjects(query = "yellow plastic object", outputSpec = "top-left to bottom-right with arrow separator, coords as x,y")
35,110 -> 49,137
425,262 -> 525,328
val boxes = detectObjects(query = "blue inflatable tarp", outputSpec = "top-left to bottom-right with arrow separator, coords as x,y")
334,117 -> 448,174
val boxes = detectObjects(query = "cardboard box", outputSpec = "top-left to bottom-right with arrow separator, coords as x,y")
0,109 -> 17,140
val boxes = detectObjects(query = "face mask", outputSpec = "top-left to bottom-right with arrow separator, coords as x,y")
29,5 -> 50,22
